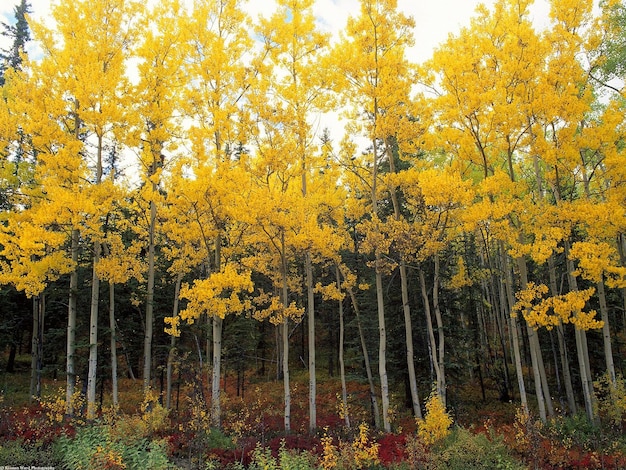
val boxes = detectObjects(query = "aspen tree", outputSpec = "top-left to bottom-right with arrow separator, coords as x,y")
132,0 -> 185,393
528,0 -> 605,422
243,166 -> 305,434
332,0 -> 415,432
389,167 -> 474,407
27,0 -> 141,418
256,0 -> 332,433
179,0 -> 254,428
0,12 -> 100,408
420,0 -> 563,421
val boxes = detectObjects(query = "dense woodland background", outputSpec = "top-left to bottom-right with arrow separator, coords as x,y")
1,0 -> 626,439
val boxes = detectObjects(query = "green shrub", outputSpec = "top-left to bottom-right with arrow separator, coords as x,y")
0,439 -> 59,466
53,422 -> 171,470
247,441 -> 317,470
429,427 -> 526,470
546,412 -> 605,449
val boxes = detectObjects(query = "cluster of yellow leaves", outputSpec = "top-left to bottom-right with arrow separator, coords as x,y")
446,256 -> 473,290
512,282 -> 603,331
417,389 -> 453,446
0,211 -> 75,297
166,265 -> 253,336
570,241 -> 626,288
350,423 -> 380,469
38,386 -> 86,424
318,423 -> 381,469
320,431 -> 339,470
252,295 -> 304,326
314,281 -> 344,302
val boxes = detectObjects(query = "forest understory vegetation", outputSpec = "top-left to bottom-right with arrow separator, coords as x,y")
2,352 -> 626,469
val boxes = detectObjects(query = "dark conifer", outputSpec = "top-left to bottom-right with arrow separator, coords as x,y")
0,0 -> 32,86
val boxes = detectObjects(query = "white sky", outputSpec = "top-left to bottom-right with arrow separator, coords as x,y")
0,0 -> 558,64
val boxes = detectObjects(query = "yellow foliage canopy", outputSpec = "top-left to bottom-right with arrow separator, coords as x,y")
512,282 -> 603,331
166,265 -> 253,336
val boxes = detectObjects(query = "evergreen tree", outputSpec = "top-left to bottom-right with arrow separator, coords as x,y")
0,0 -> 31,86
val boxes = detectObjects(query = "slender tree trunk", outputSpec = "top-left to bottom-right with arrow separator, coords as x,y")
67,102 -> 82,413
618,233 -> 626,332
87,134 -> 105,419
66,229 -> 79,414
143,196 -> 156,393
548,255 -> 577,414
433,255 -> 446,405
375,265 -> 390,432
211,236 -> 223,428
346,284 -> 380,429
336,266 -> 350,428
29,295 -> 40,401
212,316 -> 223,426
371,136 -> 390,432
502,246 -> 528,414
564,240 -> 596,422
401,261 -> 421,418
420,268 -> 441,392
87,242 -> 101,420
109,282 -> 118,410
281,232 -> 291,433
517,256 -> 548,423
597,279 -> 616,386
306,252 -> 316,433
166,273 -> 183,410
385,138 -> 421,418
36,295 -> 44,398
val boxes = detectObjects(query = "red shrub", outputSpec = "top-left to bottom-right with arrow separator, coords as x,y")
377,433 -> 407,466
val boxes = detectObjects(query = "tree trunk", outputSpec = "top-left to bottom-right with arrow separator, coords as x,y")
212,316 -> 223,427
29,295 -> 40,401
375,265 -> 390,432
401,261 -> 421,418
306,252 -> 316,433
420,268 -> 441,392
166,273 -> 183,410
385,137 -> 421,418
143,196 -> 156,393
87,134 -> 105,419
433,255 -> 446,405
280,232 -> 291,433
87,242 -> 101,420
517,255 -> 549,423
564,240 -> 596,422
548,255 -> 577,414
501,246 -> 528,415
597,279 -> 616,386
66,229 -> 79,414
336,266 -> 350,428
346,284 -> 380,429
211,236 -> 223,428
109,281 -> 119,409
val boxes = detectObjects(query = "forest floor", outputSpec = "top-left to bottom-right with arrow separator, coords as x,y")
1,357 -> 626,469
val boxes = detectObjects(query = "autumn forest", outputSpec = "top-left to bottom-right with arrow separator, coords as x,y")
1,0 -> 626,468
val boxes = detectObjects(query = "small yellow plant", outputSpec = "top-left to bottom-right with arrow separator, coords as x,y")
91,444 -> 126,470
594,372 -> 626,428
39,386 -> 86,424
319,428 -> 338,470
351,423 -> 380,469
336,392 -> 349,422
141,388 -> 169,434
417,389 -> 452,445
